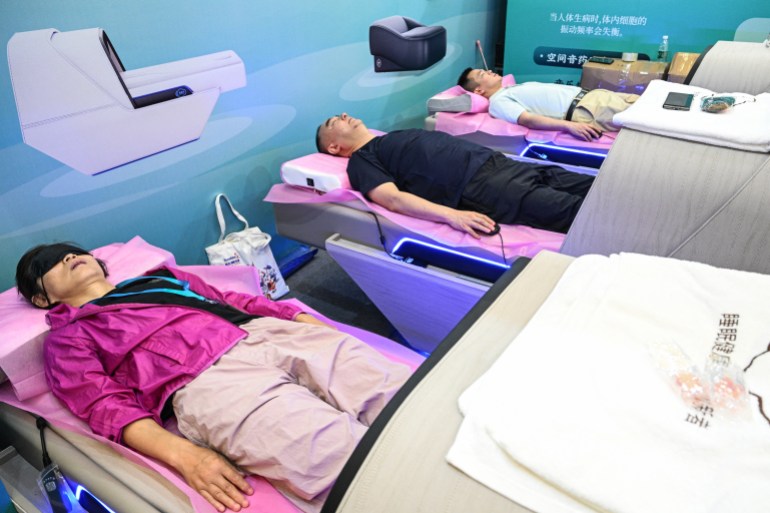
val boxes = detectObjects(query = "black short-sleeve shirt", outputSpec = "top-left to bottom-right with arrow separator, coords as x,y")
347,129 -> 495,208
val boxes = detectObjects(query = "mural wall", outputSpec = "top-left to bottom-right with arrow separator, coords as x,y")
503,1 -> 769,84
0,0 -> 501,289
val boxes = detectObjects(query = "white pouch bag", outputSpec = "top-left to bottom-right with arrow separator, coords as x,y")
205,194 -> 290,299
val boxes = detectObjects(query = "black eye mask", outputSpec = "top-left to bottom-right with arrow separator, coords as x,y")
31,244 -> 91,278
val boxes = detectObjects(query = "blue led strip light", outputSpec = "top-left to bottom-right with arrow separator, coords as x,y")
518,142 -> 607,161
74,485 -> 117,513
391,237 -> 510,270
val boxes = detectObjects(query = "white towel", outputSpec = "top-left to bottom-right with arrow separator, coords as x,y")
612,79 -> 770,152
448,253 -> 770,513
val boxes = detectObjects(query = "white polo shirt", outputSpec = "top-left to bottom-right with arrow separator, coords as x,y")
488,82 -> 582,123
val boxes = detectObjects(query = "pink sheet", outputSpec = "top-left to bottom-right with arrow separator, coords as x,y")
434,111 -> 529,138
526,128 -> 616,149
0,265 -> 424,513
434,111 -> 616,150
264,183 -> 565,261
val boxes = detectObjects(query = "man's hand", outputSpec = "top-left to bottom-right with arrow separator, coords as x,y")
123,418 -> 253,512
295,312 -> 338,330
565,121 -> 602,142
368,183 -> 498,238
447,210 -> 497,239
517,112 -> 602,142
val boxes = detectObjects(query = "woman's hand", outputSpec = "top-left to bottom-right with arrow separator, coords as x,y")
175,444 -> 253,512
123,418 -> 253,512
295,312 -> 338,330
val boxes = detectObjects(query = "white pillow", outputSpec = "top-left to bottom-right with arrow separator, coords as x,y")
281,153 -> 352,192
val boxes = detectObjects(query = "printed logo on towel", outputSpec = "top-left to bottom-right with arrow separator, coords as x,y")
682,313 -> 770,429
685,405 -> 714,429
709,313 -> 740,366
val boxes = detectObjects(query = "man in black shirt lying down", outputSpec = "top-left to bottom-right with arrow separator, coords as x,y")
315,113 -> 594,236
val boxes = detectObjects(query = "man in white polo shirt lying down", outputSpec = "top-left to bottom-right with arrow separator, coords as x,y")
458,67 -> 638,141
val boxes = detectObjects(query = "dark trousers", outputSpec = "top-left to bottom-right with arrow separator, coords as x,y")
459,152 -> 595,233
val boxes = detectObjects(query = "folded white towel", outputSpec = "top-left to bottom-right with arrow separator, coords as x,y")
449,253 -> 770,513
613,79 -> 770,152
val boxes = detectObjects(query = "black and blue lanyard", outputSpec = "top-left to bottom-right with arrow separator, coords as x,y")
105,275 -> 215,303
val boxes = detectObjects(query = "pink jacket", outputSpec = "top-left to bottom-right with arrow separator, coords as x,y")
43,266 -> 304,443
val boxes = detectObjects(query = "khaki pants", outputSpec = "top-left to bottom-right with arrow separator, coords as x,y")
173,317 -> 412,512
571,89 -> 639,132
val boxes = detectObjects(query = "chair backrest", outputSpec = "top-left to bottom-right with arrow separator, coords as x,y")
561,128 -> 770,275
8,27 -> 134,131
373,15 -> 413,34
687,41 -> 770,94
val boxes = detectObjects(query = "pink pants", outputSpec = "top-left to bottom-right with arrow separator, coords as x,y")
173,317 -> 412,512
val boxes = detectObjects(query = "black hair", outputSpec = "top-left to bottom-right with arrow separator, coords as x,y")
316,123 -> 330,154
457,67 -> 477,91
15,242 -> 108,309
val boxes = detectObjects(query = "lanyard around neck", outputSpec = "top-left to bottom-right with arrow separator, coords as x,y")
104,276 -> 211,302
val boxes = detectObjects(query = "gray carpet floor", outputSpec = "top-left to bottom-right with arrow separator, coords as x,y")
283,249 -> 400,341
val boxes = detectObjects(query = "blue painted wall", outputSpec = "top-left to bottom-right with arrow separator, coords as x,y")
0,485 -> 10,513
0,0 -> 501,289
0,483 -> 9,513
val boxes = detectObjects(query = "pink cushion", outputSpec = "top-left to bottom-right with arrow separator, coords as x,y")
175,265 -> 265,297
0,236 -> 176,399
432,74 -> 516,113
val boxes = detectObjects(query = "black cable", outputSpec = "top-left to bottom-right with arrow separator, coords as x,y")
369,211 -> 388,251
496,230 -> 508,266
36,416 -> 53,467
368,212 -> 413,264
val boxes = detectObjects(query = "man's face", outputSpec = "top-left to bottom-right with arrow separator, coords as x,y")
469,69 -> 502,94
319,113 -> 368,154
322,113 -> 366,138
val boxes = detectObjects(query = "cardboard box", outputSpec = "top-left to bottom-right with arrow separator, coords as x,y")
666,52 -> 701,84
580,60 -> 668,94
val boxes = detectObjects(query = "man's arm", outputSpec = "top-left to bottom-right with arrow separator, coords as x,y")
367,182 -> 496,238
123,418 -> 253,513
517,111 -> 602,141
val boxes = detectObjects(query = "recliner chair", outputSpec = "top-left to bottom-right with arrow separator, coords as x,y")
369,16 -> 446,72
7,28 -> 246,175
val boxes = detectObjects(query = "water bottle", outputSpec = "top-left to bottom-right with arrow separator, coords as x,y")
657,35 -> 669,62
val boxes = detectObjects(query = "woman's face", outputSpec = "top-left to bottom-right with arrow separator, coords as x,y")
35,253 -> 106,307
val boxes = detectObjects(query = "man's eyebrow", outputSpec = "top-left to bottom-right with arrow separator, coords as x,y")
324,117 -> 335,128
